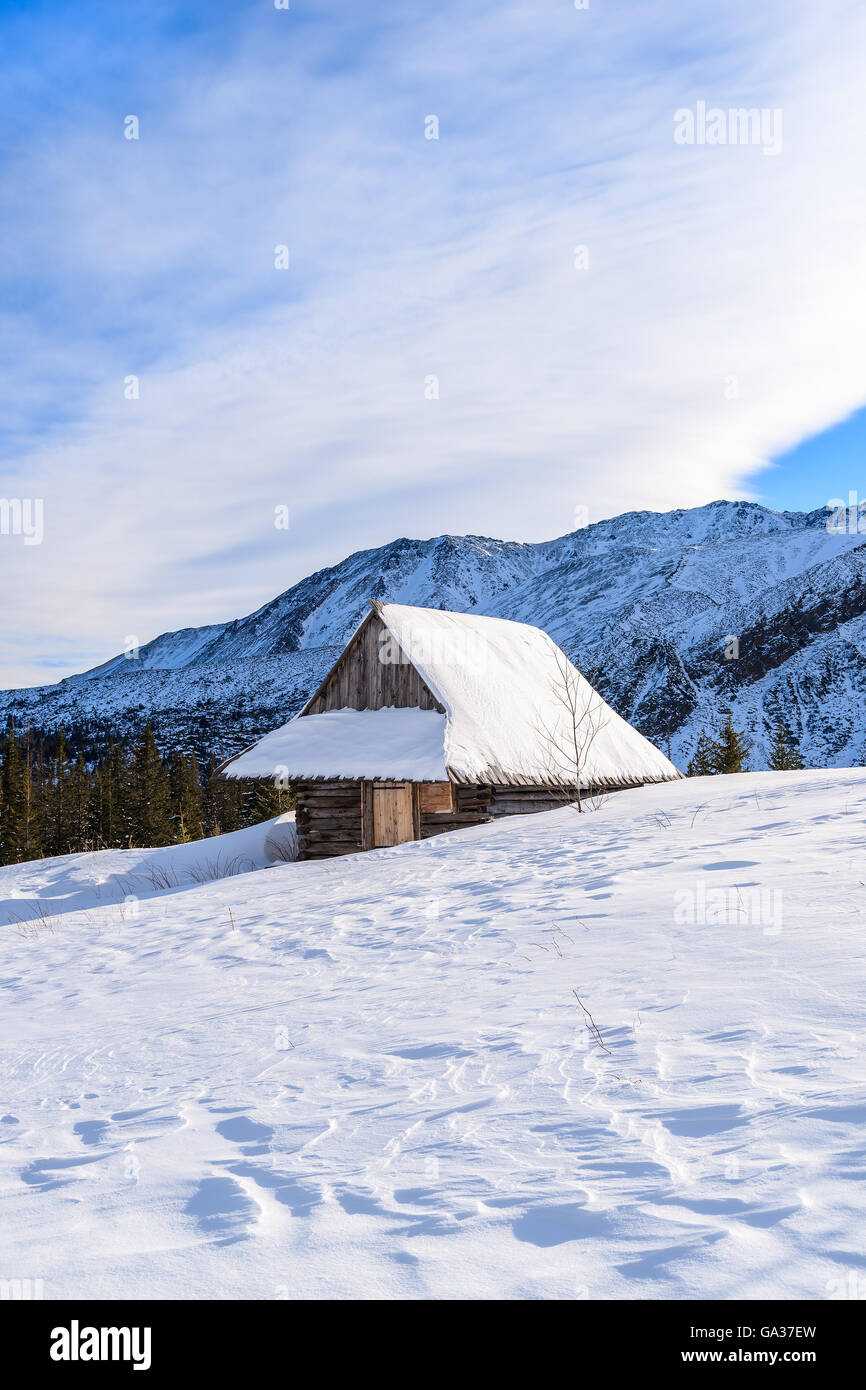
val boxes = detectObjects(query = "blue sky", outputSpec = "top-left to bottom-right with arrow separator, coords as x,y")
763,407 -> 866,515
1,1 -> 865,686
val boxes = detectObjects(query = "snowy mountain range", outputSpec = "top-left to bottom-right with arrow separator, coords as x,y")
3,499 -> 865,769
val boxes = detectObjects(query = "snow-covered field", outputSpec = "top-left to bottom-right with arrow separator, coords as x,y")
1,770 -> 864,1300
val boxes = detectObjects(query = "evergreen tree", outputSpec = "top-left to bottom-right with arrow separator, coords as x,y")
202,755 -> 221,837
94,739 -> 130,848
767,719 -> 803,771
47,729 -> 75,857
129,723 -> 173,847
713,712 -> 752,774
170,752 -> 204,842
0,719 -> 30,863
32,733 -> 49,858
249,777 -> 291,823
687,730 -> 717,777
19,725 -> 43,861
68,752 -> 96,851
203,754 -> 244,836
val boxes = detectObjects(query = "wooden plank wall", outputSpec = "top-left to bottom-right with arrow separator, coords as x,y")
305,612 -> 445,715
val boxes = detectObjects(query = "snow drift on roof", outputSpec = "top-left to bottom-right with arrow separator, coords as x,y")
224,706 -> 448,782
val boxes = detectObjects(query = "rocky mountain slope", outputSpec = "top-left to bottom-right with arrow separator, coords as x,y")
2,500 -> 865,768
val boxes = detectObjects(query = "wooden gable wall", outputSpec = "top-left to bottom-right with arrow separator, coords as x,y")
303,610 -> 445,716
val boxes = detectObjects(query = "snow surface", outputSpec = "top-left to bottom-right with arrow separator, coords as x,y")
226,708 -> 449,782
0,814 -> 297,923
1,771 -> 865,1300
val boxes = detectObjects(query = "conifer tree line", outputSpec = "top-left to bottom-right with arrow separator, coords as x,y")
687,713 -> 804,776
0,719 -> 290,867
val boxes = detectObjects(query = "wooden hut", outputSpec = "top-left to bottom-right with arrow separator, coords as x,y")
220,601 -> 680,859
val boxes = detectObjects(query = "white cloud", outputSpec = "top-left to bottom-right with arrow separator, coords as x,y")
2,1 -> 866,684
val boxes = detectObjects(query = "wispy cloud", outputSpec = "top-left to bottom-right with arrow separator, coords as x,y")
2,1 -> 866,685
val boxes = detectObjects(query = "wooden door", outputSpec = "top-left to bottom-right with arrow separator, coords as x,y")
372,782 -> 414,847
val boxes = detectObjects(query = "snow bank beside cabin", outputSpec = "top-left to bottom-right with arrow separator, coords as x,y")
0,813 -> 297,924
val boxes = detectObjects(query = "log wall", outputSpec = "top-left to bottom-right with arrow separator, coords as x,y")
295,779 -> 497,858
295,780 -> 589,860
488,785 -> 575,816
295,780 -> 364,859
417,783 -> 492,839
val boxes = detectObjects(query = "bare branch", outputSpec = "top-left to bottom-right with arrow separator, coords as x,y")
534,648 -> 611,812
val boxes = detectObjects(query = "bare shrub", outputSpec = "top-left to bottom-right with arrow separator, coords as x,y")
6,901 -> 62,937
536,649 -> 610,812
185,853 -> 256,884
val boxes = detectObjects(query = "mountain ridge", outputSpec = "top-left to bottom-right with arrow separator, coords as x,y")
3,499 -> 865,770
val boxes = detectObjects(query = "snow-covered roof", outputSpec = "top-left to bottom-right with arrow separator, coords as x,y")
223,707 -> 448,782
223,602 -> 681,787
